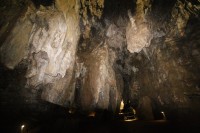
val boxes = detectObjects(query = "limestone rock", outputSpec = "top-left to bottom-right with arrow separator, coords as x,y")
80,0 -> 104,22
78,45 -> 119,111
55,0 -> 80,46
169,0 -> 190,37
0,8 -> 33,69
26,10 -> 69,87
106,24 -> 124,50
33,1 -> 80,106
125,0 -> 153,53
41,69 -> 76,106
126,8 -> 153,53
135,0 -> 152,22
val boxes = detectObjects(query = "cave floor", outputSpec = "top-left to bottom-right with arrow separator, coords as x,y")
1,112 -> 200,133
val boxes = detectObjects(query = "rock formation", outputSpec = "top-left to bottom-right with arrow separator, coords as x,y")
0,0 -> 200,120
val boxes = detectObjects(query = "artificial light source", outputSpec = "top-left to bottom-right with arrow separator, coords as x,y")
161,111 -> 166,120
124,118 -> 138,122
120,100 -> 124,111
88,112 -> 96,117
21,125 -> 25,130
68,109 -> 74,114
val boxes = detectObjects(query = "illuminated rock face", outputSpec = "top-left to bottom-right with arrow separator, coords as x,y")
0,0 -> 200,118
26,10 -> 68,87
27,9 -> 79,105
0,1 -> 80,106
77,45 -> 119,111
126,19 -> 152,53
126,0 -> 153,54
0,8 -> 33,69
39,0 -> 81,105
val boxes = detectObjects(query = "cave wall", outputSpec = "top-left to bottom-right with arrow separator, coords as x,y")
0,0 -> 200,119
127,0 -> 200,120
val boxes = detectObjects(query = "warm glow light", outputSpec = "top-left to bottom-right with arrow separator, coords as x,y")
118,112 -> 124,115
88,112 -> 96,117
161,111 -> 166,120
120,100 -> 124,111
21,125 -> 25,130
68,109 -> 73,114
124,118 -> 138,122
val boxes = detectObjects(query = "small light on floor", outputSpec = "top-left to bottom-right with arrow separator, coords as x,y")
21,124 -> 25,130
88,112 -> 96,117
124,118 -> 138,122
161,111 -> 166,120
120,100 -> 124,111
68,109 -> 73,114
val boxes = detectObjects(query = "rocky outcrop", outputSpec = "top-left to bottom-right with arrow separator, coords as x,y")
76,44 -> 120,111
26,10 -> 68,87
79,0 -> 104,39
0,0 -> 200,119
37,0 -> 80,105
0,7 -> 33,69
0,1 -> 80,106
167,0 -> 190,37
106,23 -> 125,51
127,0 -> 200,120
126,0 -> 153,53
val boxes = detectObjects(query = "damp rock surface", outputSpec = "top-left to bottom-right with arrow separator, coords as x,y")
77,45 -> 119,111
0,7 -> 33,69
126,0 -> 153,53
26,10 -> 68,87
0,0 -> 200,120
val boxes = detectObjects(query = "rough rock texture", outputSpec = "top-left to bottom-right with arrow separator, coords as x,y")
167,0 -> 190,37
41,70 -> 76,106
79,0 -> 104,40
39,0 -> 80,105
0,7 -> 33,69
28,8 -> 77,103
76,44 -> 120,111
26,10 -> 68,87
80,0 -> 104,20
126,0 -> 200,120
126,0 -> 153,53
126,16 -> 152,53
0,0 -> 200,120
106,23 -> 125,50
0,0 -> 80,106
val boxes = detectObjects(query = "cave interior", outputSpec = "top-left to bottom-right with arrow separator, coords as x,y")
0,0 -> 200,133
